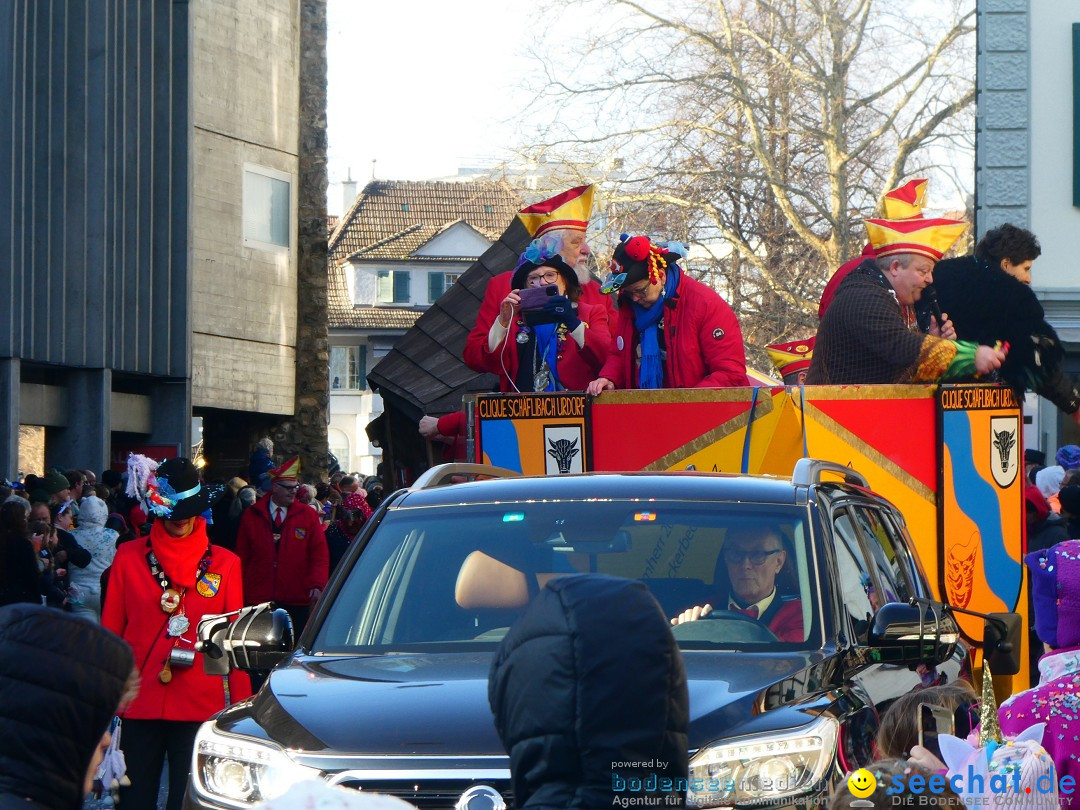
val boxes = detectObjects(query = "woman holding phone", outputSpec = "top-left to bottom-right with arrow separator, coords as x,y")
473,241 -> 611,393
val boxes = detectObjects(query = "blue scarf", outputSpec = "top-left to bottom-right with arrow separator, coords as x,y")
533,323 -> 561,391
632,266 -> 680,389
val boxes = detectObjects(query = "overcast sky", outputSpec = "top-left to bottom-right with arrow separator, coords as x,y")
326,0 -> 535,213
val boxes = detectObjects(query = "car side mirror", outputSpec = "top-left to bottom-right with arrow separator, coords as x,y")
196,603 -> 294,674
867,602 -> 959,665
983,612 -> 1022,675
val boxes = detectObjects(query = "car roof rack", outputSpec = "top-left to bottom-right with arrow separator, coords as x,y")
791,458 -> 869,489
409,463 -> 522,491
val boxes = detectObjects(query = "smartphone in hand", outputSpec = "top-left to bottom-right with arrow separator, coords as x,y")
918,703 -> 955,761
517,285 -> 557,312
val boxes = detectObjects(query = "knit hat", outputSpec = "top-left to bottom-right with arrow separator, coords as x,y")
1036,466 -> 1065,500
516,185 -> 595,238
42,469 -> 71,495
1056,445 -> 1080,471
1059,486 -> 1080,517
341,492 -> 368,513
1026,485 -> 1051,524
1025,538 -> 1080,649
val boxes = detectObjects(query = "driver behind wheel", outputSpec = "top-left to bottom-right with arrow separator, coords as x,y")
670,526 -> 804,641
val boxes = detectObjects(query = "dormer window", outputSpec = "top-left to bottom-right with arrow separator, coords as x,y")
377,270 -> 411,304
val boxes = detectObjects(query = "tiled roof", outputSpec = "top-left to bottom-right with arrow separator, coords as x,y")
330,307 -> 424,330
328,180 -> 521,266
367,218 -> 532,418
328,180 -> 522,329
327,215 -> 338,235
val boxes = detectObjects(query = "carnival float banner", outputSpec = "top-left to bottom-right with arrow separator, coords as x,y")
473,385 -> 1025,653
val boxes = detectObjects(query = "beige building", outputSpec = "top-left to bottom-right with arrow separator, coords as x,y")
326,180 -> 521,475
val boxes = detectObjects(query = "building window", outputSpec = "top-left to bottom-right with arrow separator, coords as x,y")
427,271 -> 460,302
243,165 -> 291,249
330,345 -> 367,391
377,270 -> 411,304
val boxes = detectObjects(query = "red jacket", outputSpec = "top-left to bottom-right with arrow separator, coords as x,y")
101,522 -> 252,722
436,411 -> 469,462
465,271 -> 614,378
235,495 -> 329,606
467,298 -> 610,392
598,273 -> 748,389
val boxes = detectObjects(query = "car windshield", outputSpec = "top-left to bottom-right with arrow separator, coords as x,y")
313,500 -> 820,653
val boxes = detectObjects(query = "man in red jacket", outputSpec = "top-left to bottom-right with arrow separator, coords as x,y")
587,234 -> 748,393
235,456 -> 328,633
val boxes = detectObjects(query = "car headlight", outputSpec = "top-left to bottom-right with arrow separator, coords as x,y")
687,714 -> 838,808
192,722 -> 321,808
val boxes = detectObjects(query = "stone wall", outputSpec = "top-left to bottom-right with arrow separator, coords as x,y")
975,0 -> 1030,235
270,0 -> 329,480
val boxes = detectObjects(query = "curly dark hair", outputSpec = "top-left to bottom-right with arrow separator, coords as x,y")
975,223 -> 1041,266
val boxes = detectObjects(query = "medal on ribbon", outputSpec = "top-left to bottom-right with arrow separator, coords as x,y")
533,361 -> 551,392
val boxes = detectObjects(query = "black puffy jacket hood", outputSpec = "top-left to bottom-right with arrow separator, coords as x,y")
489,574 -> 689,809
0,604 -> 133,810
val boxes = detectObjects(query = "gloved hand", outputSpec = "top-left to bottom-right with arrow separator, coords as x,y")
543,295 -> 581,331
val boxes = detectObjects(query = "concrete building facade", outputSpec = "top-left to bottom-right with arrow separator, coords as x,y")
977,0 -> 1080,453
0,0 -> 328,480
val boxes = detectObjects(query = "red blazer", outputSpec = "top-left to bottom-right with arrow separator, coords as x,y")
469,298 -> 610,393
598,274 -> 748,389
765,599 -> 804,643
101,525 -> 252,722
464,271 -> 614,378
235,495 -> 329,606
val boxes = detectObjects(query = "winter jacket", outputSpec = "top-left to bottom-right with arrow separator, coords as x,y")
101,520 -> 251,722
598,273 -> 748,389
235,494 -> 329,606
0,603 -> 133,810
465,271 -> 615,380
489,574 -> 689,809
467,299 -> 611,392
929,257 -> 1080,412
68,496 -> 119,617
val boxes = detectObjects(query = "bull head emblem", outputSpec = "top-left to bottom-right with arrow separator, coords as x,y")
992,428 -> 1016,474
547,438 -> 580,474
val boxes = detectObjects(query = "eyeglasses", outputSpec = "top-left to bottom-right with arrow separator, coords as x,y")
275,482 -> 299,492
624,280 -> 653,299
723,548 -> 783,565
525,270 -> 560,287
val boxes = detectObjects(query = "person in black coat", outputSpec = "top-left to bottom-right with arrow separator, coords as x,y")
488,574 -> 689,809
0,603 -> 134,810
925,224 -> 1080,421
0,503 -> 40,607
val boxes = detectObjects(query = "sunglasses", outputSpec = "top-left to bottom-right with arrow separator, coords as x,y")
723,548 -> 783,565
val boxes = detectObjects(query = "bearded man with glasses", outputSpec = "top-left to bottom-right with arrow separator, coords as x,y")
671,526 -> 804,642
236,456 -> 328,635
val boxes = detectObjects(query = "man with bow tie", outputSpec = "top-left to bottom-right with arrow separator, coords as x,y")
671,526 -> 804,642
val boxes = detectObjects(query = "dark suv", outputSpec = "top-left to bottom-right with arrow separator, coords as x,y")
185,459 -> 971,809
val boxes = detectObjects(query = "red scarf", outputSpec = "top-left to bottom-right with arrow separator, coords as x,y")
148,517 -> 211,587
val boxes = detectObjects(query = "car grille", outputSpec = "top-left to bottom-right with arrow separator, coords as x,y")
331,777 -> 514,809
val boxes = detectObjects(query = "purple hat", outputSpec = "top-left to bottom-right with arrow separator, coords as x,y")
1057,444 -> 1080,471
1025,539 -> 1080,649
